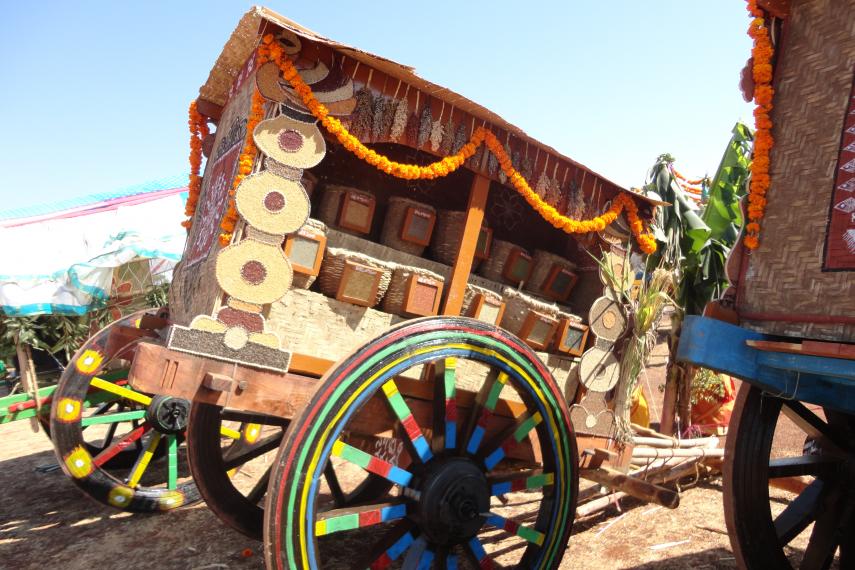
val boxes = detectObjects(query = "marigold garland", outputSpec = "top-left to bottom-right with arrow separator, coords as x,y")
671,168 -> 706,186
217,34 -> 657,254
217,88 -> 266,245
745,0 -> 775,250
182,101 -> 209,229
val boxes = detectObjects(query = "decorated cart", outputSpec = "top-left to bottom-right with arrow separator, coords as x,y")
41,8 -> 701,569
678,1 -> 855,568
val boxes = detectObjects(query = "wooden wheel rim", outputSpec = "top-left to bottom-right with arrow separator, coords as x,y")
723,383 -> 855,569
264,317 -> 578,570
49,310 -> 199,512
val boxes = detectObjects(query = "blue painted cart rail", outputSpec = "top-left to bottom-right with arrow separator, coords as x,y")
676,316 -> 855,415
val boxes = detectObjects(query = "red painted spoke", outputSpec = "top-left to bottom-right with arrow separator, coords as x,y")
93,423 -> 149,467
479,411 -> 543,470
331,440 -> 414,488
464,537 -> 496,569
381,380 -> 432,463
360,521 -> 416,570
431,358 -> 458,453
460,370 -> 505,456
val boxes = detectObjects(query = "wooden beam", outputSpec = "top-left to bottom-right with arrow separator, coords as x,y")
580,465 -> 680,509
442,174 -> 490,316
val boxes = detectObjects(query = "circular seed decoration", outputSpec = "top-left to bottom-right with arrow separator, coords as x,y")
215,240 -> 293,305
278,129 -> 304,152
588,296 -> 627,342
579,345 -> 621,392
234,171 -> 310,235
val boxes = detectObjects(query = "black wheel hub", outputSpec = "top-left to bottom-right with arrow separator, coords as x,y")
417,457 -> 489,545
146,396 -> 190,434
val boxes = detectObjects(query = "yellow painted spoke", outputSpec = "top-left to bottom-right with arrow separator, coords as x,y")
220,426 -> 242,440
90,377 -> 152,407
127,432 -> 162,488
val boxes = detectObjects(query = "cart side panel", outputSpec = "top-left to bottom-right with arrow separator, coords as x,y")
738,0 -> 855,342
170,52 -> 260,326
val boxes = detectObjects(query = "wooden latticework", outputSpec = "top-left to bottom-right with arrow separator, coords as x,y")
738,0 -> 855,342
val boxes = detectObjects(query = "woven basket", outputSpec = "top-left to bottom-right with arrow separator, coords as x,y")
431,210 -> 486,270
317,247 -> 393,307
461,283 -> 501,315
289,218 -> 327,290
525,250 -> 576,295
380,197 -> 436,256
382,266 -> 445,317
479,240 -> 528,284
734,0 -> 855,342
499,287 -> 560,337
316,185 -> 375,236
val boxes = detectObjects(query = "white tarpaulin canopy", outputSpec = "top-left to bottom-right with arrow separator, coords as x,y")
0,177 -> 188,316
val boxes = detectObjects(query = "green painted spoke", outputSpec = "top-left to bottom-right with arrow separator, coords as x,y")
166,434 -> 178,490
81,409 -> 146,427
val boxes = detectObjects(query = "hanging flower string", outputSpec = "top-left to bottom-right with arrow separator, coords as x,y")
218,88 -> 266,245
245,35 -> 657,253
182,101 -> 210,229
671,168 -> 706,186
745,0 -> 774,250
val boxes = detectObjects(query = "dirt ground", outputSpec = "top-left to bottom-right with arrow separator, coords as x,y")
0,329 -> 833,569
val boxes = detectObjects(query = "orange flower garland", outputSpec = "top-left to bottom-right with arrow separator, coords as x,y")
745,0 -> 774,249
218,89 -> 266,245
259,35 -> 657,253
672,168 -> 706,186
182,101 -> 209,229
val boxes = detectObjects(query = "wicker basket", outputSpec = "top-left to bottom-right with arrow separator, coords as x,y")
524,250 -> 576,295
499,287 -> 560,337
317,247 -> 394,307
380,197 -> 436,256
461,283 -> 501,315
382,266 -> 445,317
479,240 -> 528,284
431,210 -> 487,269
316,185 -> 376,236
289,218 -> 327,290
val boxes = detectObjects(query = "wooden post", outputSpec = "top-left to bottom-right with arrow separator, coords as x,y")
442,174 -> 490,316
15,339 -> 40,433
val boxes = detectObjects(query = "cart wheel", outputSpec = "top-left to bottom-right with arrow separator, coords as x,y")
264,317 -> 578,569
723,384 -> 855,569
49,309 -> 200,512
187,404 -> 394,540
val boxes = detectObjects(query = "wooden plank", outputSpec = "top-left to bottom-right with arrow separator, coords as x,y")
442,174 -> 490,316
290,352 -> 333,377
747,339 -> 855,361
129,343 -> 536,462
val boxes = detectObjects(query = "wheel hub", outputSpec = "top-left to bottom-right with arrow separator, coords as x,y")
145,395 -> 190,434
417,457 -> 489,545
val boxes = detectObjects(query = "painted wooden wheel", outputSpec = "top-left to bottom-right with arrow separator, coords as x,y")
187,404 -> 395,539
49,309 -> 201,512
264,317 -> 578,569
723,384 -> 855,569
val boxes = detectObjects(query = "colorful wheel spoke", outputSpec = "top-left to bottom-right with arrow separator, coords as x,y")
382,379 -> 433,463
432,358 -> 458,452
466,536 -> 495,569
482,411 -> 543,470
220,425 -> 242,440
315,502 -> 407,536
166,434 -> 178,490
80,409 -> 146,426
401,536 -> 432,570
464,371 -> 509,455
446,553 -> 459,570
486,512 -> 546,546
365,523 -> 416,569
127,432 -> 162,487
89,376 -> 152,407
93,424 -> 149,467
489,471 -> 554,496
331,439 -> 414,487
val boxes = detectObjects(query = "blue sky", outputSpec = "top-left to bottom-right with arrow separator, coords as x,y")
0,1 -> 753,211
